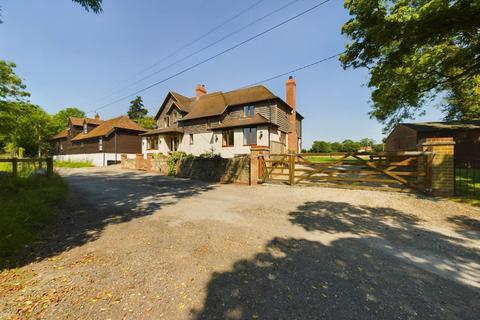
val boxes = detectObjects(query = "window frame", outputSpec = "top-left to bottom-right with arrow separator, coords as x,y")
222,129 -> 235,147
98,138 -> 103,151
189,134 -> 194,145
243,105 -> 254,118
83,123 -> 88,134
163,116 -> 170,128
243,127 -> 257,146
146,136 -> 159,150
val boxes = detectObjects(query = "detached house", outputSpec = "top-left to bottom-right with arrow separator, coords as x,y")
50,115 -> 147,166
141,76 -> 303,158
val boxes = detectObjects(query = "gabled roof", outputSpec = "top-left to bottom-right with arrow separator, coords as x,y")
154,85 -> 296,122
215,113 -> 273,129
71,116 -> 147,141
400,121 -> 480,132
69,116 -> 102,126
50,128 -> 69,140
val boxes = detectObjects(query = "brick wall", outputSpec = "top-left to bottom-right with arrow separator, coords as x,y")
419,137 -> 455,196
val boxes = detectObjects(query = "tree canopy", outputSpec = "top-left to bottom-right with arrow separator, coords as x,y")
127,96 -> 156,129
72,0 -> 103,13
309,138 -> 383,153
51,107 -> 86,132
341,0 -> 480,131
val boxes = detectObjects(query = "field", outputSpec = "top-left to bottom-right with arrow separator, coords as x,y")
305,154 -> 370,164
455,167 -> 480,198
0,174 -> 68,268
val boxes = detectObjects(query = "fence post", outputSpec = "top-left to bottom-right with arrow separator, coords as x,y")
289,154 -> 295,186
135,154 -> 144,170
12,158 -> 18,177
46,157 -> 53,177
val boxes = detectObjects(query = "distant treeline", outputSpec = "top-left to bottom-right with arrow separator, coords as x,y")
306,138 -> 384,153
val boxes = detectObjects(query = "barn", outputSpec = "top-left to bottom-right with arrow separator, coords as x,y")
385,121 -> 480,162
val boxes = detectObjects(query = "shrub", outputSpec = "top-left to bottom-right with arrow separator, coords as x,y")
167,151 -> 192,175
199,147 -> 221,158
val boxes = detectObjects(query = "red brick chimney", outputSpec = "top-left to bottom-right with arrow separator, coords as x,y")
196,84 -> 207,98
286,76 -> 298,152
94,113 -> 100,120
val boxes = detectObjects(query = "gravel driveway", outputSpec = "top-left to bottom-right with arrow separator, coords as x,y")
1,167 -> 479,319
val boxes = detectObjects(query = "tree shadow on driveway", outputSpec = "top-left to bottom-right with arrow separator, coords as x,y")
16,170 -> 216,268
193,201 -> 480,320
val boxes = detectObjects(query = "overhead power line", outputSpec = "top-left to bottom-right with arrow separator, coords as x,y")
244,53 -> 342,87
95,0 -> 266,102
89,0 -> 332,113
95,0 -> 304,104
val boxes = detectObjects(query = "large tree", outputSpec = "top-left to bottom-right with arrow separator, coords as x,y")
127,96 -> 148,120
0,60 -> 30,144
341,0 -> 480,131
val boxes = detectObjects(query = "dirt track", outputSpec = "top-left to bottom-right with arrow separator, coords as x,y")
1,167 -> 479,319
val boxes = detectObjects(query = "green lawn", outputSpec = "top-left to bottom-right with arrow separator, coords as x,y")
54,160 -> 94,168
0,174 -> 68,268
455,167 -> 480,197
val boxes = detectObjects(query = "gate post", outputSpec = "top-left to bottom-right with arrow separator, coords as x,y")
121,154 -> 127,169
418,137 -> 455,196
135,154 -> 144,170
289,154 -> 295,186
250,146 -> 269,185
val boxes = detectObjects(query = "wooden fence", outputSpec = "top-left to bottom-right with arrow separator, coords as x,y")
259,152 -> 433,192
0,157 -> 54,177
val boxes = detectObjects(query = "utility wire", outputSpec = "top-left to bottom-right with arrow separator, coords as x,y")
244,52 -> 342,87
89,0 -> 332,113
94,0 -> 266,102
95,0 -> 304,104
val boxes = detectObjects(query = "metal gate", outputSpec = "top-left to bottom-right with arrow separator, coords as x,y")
258,152 -> 431,192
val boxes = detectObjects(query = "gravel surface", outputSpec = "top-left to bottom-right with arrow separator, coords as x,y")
1,166 -> 479,319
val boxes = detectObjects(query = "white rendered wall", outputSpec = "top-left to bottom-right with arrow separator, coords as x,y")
53,153 -> 135,167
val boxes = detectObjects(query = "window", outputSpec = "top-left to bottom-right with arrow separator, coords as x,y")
243,105 -> 254,118
172,112 -> 178,123
280,132 -> 286,145
99,138 -> 103,151
60,143 -> 63,151
222,129 -> 234,147
243,127 -> 257,146
189,134 -> 194,145
83,123 -> 88,134
163,116 -> 170,128
147,136 -> 158,150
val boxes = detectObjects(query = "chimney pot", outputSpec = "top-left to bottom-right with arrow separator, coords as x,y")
196,84 -> 207,98
95,113 -> 100,120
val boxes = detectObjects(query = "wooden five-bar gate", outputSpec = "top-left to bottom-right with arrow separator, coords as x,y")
258,152 -> 432,193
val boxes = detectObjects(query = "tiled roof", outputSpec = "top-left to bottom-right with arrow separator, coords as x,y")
50,128 -> 69,140
71,116 -> 147,141
215,114 -> 272,129
69,116 -> 103,126
401,121 -> 480,132
140,127 -> 184,136
179,85 -> 281,121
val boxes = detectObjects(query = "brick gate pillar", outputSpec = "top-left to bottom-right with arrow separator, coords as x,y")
146,154 -> 153,172
121,154 -> 128,169
135,154 -> 144,170
418,137 -> 455,196
250,146 -> 270,185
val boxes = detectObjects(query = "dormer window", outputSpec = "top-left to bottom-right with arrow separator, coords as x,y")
83,123 -> 88,134
172,112 -> 177,123
164,116 -> 170,128
243,105 -> 254,118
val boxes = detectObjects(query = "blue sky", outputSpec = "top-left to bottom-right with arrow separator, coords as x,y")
0,0 -> 444,148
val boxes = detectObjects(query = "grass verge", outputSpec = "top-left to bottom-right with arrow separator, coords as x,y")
54,160 -> 94,168
0,174 -> 68,269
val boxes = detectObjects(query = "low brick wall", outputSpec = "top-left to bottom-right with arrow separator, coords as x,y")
177,155 -> 250,184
